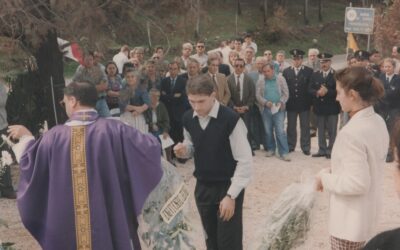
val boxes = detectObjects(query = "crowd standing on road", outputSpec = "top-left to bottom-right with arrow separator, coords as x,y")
2,33 -> 400,250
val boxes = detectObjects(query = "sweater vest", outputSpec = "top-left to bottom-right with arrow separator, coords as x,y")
183,105 -> 239,182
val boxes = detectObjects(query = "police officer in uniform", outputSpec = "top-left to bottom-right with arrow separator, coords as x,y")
309,53 -> 340,159
354,50 -> 380,78
283,49 -> 313,155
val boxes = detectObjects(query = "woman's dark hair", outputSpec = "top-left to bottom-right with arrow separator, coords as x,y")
335,67 -> 384,104
63,81 -> 97,107
104,61 -> 119,75
186,74 -> 215,96
122,62 -> 135,77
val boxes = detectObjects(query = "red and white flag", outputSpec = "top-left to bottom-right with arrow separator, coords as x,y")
57,38 -> 83,64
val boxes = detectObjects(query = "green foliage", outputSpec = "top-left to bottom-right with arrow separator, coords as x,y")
63,60 -> 79,78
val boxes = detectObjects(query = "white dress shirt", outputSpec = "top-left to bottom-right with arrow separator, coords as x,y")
182,101 -> 253,199
386,73 -> 394,83
190,54 -> 208,68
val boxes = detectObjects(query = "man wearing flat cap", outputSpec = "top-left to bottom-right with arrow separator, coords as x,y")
308,53 -> 340,159
283,49 -> 313,155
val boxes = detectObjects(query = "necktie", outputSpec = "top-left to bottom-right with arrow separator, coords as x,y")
323,72 -> 327,78
237,75 -> 241,101
171,78 -> 176,89
387,77 -> 390,83
295,68 -> 298,76
212,74 -> 218,92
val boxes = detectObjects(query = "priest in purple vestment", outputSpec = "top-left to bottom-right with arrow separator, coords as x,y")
8,81 -> 163,250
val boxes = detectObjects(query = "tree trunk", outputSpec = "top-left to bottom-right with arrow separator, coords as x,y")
263,0 -> 268,25
304,0 -> 309,25
194,0 -> 200,39
318,0 -> 323,22
34,30 -> 67,128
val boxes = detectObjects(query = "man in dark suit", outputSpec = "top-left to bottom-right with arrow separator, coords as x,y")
283,49 -> 313,155
160,62 -> 190,146
308,53 -> 340,159
227,58 -> 256,151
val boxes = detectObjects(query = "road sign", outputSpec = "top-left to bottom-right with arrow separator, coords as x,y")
344,7 -> 375,35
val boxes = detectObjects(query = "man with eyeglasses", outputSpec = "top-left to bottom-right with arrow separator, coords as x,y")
190,41 -> 208,69
227,58 -> 256,153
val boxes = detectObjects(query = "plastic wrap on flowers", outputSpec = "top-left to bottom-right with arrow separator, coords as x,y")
139,159 -> 200,250
255,181 -> 315,250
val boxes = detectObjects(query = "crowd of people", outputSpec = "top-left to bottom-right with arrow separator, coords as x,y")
70,35 -> 400,165
1,33 -> 400,250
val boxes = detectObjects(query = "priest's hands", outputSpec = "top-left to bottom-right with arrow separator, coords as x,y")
219,196 -> 235,221
8,125 -> 33,140
315,167 -> 330,192
173,143 -> 187,158
315,176 -> 324,192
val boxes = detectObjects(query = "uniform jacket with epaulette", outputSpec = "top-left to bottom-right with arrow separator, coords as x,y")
283,65 -> 314,112
308,69 -> 341,116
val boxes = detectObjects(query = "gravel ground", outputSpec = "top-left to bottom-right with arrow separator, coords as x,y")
1,136 -> 399,250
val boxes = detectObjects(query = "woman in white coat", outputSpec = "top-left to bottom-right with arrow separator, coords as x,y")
315,67 -> 389,250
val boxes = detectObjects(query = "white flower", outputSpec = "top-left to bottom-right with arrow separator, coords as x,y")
1,151 -> 13,166
1,134 -> 15,147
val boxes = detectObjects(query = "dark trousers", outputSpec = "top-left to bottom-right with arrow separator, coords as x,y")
385,109 -> 400,156
240,111 -> 255,150
169,119 -> 183,159
310,107 -> 317,130
194,181 -> 244,250
248,105 -> 267,150
287,110 -> 310,152
317,114 -> 338,154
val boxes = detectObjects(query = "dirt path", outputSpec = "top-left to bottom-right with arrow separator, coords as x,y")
1,136 -> 399,249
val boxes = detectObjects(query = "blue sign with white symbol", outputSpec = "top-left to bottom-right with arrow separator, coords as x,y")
344,7 -> 375,35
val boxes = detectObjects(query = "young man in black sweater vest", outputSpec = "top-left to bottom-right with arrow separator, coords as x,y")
174,74 -> 253,250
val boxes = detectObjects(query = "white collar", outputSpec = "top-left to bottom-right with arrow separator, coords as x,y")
65,109 -> 97,126
193,101 -> 220,119
292,66 -> 303,70
386,73 -> 394,79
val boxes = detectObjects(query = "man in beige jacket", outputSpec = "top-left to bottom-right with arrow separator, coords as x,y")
207,57 -> 231,106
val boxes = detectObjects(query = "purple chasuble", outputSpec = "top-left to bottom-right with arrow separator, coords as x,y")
17,112 -> 163,250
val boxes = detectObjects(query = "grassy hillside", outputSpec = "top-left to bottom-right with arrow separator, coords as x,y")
65,0 -> 365,77
193,0 -> 350,55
